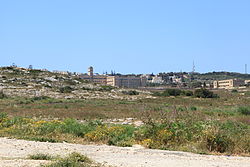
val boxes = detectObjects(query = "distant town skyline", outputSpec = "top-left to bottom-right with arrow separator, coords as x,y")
1,1 -> 250,74
2,64 -> 249,75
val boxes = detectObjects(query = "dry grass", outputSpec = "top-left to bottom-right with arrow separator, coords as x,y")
0,89 -> 249,122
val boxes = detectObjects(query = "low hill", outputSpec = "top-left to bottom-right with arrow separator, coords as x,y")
0,66 -> 150,99
193,71 -> 250,81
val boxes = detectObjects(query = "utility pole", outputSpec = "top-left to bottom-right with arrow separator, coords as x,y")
245,64 -> 248,74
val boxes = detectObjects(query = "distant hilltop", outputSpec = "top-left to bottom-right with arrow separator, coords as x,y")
0,66 -> 151,100
1,65 -> 250,90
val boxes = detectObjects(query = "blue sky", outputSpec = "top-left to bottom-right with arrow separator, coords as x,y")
0,0 -> 249,74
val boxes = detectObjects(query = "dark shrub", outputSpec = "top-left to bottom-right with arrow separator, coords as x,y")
65,80 -> 77,85
0,112 -> 8,123
0,91 -> 7,99
99,85 -> 114,91
152,92 -> 162,96
32,96 -> 50,101
82,87 -> 91,91
162,89 -> 182,96
194,89 -> 218,98
27,137 -> 58,143
44,85 -> 52,88
183,90 -> 194,96
231,89 -> 238,93
190,81 -> 202,88
206,134 -> 233,153
238,107 -> 250,115
153,89 -> 193,97
29,153 -> 54,160
122,90 -> 139,95
59,86 -> 74,93
190,106 -> 197,111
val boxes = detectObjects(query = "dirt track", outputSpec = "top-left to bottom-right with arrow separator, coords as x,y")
0,137 -> 249,167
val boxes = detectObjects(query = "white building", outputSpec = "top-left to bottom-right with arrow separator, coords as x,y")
151,76 -> 164,84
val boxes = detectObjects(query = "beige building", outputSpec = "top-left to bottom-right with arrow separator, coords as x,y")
107,75 -> 146,88
80,66 -> 107,85
213,79 -> 245,89
80,67 -> 146,88
245,80 -> 250,85
80,74 -> 107,85
151,76 -> 164,84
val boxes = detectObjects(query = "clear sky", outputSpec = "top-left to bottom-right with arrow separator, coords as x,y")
0,0 -> 250,74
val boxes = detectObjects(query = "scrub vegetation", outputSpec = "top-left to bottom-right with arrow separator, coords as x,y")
28,152 -> 102,167
0,87 -> 249,156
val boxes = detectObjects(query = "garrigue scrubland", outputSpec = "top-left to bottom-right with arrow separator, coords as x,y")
0,88 -> 250,157
0,67 -> 249,158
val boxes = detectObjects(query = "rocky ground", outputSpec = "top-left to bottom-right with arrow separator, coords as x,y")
0,66 -> 152,100
0,137 -> 249,167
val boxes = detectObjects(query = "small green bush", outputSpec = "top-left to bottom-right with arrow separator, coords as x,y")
65,80 -> 77,86
99,85 -> 114,91
231,89 -> 238,93
122,90 -> 139,95
0,91 -> 7,99
28,153 -> 54,160
152,92 -> 162,96
59,86 -> 74,93
206,134 -> 233,153
44,152 -> 93,167
0,112 -> 8,122
245,91 -> 250,96
82,87 -> 92,91
190,106 -> 197,111
162,89 -> 182,96
194,89 -> 218,98
31,96 -> 50,101
27,137 -> 59,143
60,119 -> 95,137
238,106 -> 250,115
44,84 -> 52,88
29,69 -> 42,75
67,152 -> 92,164
153,89 -> 194,97
183,90 -> 194,96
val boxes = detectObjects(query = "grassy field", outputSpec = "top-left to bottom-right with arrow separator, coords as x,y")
0,90 -> 249,119
0,89 -> 249,156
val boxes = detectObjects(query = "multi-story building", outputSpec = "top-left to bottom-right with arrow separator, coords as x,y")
107,75 -> 146,88
151,76 -> 164,84
80,66 -> 107,85
80,67 -> 146,88
213,79 -> 245,89
169,75 -> 183,84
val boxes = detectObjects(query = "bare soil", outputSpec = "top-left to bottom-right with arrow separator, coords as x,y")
0,137 -> 249,167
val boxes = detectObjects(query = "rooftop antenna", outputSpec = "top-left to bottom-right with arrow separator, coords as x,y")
245,64 -> 248,74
